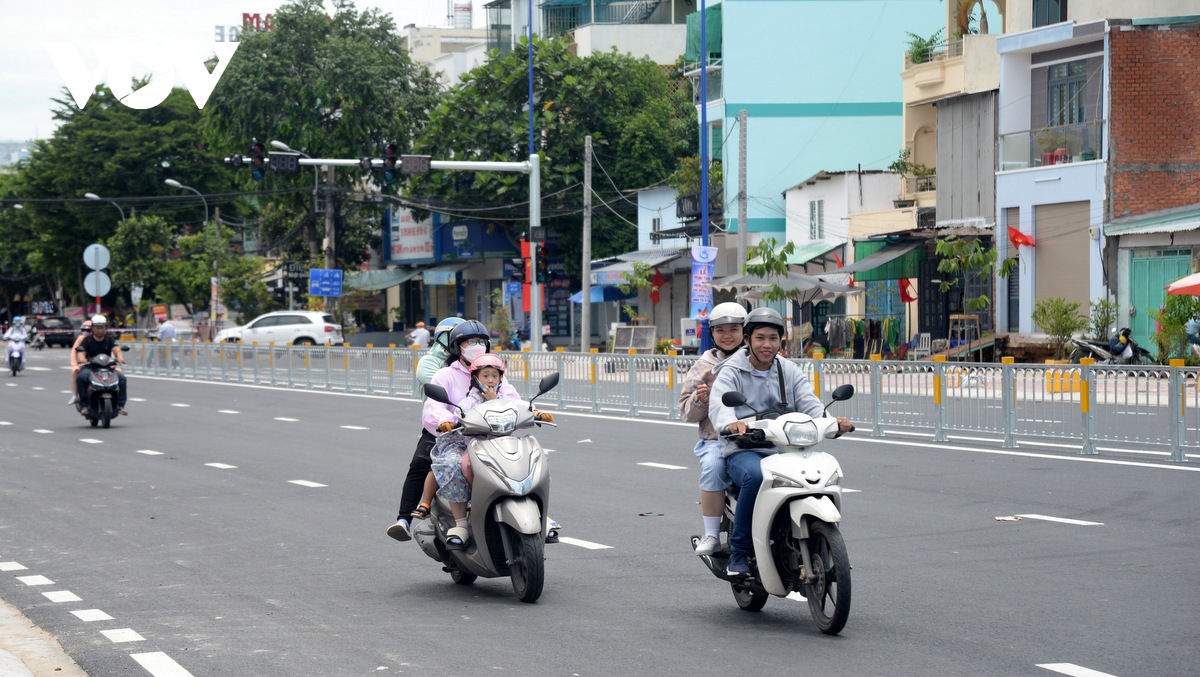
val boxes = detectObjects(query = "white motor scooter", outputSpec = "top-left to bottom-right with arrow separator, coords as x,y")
415,374 -> 559,603
6,335 -> 26,376
694,384 -> 856,635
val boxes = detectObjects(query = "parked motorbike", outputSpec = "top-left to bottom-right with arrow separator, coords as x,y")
6,336 -> 26,376
413,373 -> 559,603
75,346 -> 125,428
698,384 -> 856,635
1068,337 -> 1153,365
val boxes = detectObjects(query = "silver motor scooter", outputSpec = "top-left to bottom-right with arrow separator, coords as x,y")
415,373 -> 559,603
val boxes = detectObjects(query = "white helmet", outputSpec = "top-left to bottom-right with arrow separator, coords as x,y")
709,302 -> 748,327
91,314 -> 108,325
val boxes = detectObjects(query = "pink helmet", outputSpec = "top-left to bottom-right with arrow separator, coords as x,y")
469,353 -> 506,376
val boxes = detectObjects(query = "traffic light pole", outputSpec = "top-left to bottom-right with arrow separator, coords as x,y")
323,165 -> 337,320
529,153 -> 542,353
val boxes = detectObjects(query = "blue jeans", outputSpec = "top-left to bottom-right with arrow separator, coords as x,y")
726,450 -> 766,556
693,439 -> 731,491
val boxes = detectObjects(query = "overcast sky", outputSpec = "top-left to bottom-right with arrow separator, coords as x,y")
0,0 -> 490,142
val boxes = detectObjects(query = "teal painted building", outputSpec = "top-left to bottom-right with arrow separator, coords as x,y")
691,0 -> 942,240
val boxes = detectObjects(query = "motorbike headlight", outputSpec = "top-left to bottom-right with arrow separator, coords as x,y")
484,409 -> 517,434
825,470 -> 841,487
782,420 -> 819,446
770,472 -> 806,489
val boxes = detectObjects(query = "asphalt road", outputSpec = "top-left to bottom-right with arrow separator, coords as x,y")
1,348 -> 1198,677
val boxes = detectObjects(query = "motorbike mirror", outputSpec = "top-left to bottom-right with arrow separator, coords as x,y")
831,384 -> 855,401
721,391 -> 748,408
422,383 -> 452,405
528,372 -> 560,409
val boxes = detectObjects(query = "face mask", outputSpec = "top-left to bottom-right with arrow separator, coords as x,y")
462,344 -> 487,363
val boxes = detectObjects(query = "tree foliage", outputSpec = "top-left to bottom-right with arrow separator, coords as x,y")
934,235 -> 1016,311
406,37 -> 697,281
1031,296 -> 1088,360
742,238 -> 797,302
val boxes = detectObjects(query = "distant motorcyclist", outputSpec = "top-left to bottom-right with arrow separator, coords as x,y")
3,316 -> 29,372
74,315 -> 128,415
1108,327 -> 1137,364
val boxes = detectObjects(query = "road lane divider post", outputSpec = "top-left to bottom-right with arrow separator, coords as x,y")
591,354 -> 601,414
1001,356 -> 1017,448
811,352 -> 823,398
933,356 -> 947,442
1079,357 -> 1096,455
1170,358 -> 1186,462
870,354 -> 884,438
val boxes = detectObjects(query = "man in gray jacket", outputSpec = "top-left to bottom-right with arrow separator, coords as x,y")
710,307 -> 852,577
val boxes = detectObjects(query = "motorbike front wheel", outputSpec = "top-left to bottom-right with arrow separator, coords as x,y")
803,521 -> 851,635
9,358 -> 16,377
509,531 -> 545,603
450,569 -> 477,586
101,399 -> 112,429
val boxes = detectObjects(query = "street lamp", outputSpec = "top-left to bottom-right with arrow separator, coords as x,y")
84,192 -> 126,222
270,139 -> 319,217
165,179 -> 217,333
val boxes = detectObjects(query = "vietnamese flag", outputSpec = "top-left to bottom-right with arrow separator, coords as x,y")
1008,226 -> 1036,248
650,268 -> 667,305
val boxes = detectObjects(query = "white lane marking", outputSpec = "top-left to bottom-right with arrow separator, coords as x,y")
170,403 -> 190,408
130,397 -> 147,402
1016,514 -> 1104,526
17,575 -> 54,586
42,591 -> 82,603
557,536 -> 613,550
71,609 -> 114,622
4,383 -> 16,387
289,480 -> 326,488
27,366 -> 51,371
842,488 -> 862,493
80,438 -> 103,444
33,429 -> 53,434
340,425 -> 369,430
0,562 -> 27,571
1037,663 -> 1119,677
131,651 -> 195,677
638,462 -> 687,470
205,463 -> 237,469
274,417 -> 300,422
0,421 -> 11,426
136,449 -> 164,456
101,628 -> 145,643
218,410 -> 239,414
887,430 -> 1200,462
31,386 -> 44,390
852,436 -> 1200,474
60,390 -> 73,394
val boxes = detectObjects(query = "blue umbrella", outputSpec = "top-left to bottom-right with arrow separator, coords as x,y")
569,286 -> 637,304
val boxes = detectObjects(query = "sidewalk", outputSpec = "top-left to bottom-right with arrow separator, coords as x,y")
0,598 -> 86,677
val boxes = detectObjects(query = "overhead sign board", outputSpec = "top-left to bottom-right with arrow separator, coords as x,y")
308,268 -> 344,297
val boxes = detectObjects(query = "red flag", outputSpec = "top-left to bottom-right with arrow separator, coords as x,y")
898,278 -> 918,303
650,268 -> 667,305
1008,226 -> 1036,248
833,251 -> 853,286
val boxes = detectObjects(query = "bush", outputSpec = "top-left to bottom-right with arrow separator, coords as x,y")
1031,297 -> 1088,360
1089,298 -> 1118,341
1152,294 -> 1200,363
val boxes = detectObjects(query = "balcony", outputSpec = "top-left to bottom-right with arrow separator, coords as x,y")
903,40 -> 963,70
543,0 -> 673,38
998,120 -> 1104,172
676,191 -> 723,220
905,174 -> 937,196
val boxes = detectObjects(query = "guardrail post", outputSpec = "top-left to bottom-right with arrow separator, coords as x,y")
629,356 -> 639,417
206,343 -> 213,381
237,345 -> 245,383
933,356 -> 948,442
324,346 -> 333,391
1079,358 -> 1097,455
591,355 -> 601,414
388,348 -> 397,397
870,356 -> 884,438
268,342 -> 277,386
811,353 -> 824,398
1001,357 -> 1018,449
1170,359 -> 1186,462
555,353 -> 565,410
667,356 -> 680,421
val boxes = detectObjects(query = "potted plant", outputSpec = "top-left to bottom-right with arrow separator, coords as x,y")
905,28 -> 945,65
888,148 -> 933,206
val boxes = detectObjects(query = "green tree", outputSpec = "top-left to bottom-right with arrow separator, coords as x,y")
1152,294 -> 1200,363
742,237 -> 797,302
203,0 -> 440,268
934,235 -> 1016,311
1031,296 -> 1088,360
107,215 -> 175,293
406,37 -> 697,281
1088,298 -> 1119,341
164,226 -> 274,318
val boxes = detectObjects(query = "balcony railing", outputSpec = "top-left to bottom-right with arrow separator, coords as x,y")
903,40 -> 963,69
998,120 -> 1104,172
906,174 -> 937,195
543,1 -> 673,38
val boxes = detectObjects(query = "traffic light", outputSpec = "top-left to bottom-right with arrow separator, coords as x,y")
535,245 -> 555,283
383,143 -> 398,183
249,141 -> 266,181
226,154 -> 244,168
510,258 -> 527,283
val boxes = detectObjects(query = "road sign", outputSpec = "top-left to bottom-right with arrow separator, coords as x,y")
83,243 -> 110,270
84,271 -> 112,297
308,268 -> 343,297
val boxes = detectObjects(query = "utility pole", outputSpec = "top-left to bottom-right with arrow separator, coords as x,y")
529,154 -> 543,351
581,135 -> 593,353
323,165 -> 337,320
738,109 -> 748,275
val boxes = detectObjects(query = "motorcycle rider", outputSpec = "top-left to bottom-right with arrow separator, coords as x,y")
74,315 -> 128,415
388,317 -> 466,542
68,320 -> 92,404
1108,327 -> 1137,364
709,307 -> 853,577
678,302 -> 747,555
3,316 -> 29,371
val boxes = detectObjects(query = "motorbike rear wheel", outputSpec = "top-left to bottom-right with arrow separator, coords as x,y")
803,521 -> 851,636
509,531 -> 545,603
101,399 -> 112,429
730,582 -> 768,612
450,569 -> 477,586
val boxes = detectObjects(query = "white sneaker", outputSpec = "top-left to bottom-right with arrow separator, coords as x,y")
695,534 -> 721,556
67,395 -> 79,405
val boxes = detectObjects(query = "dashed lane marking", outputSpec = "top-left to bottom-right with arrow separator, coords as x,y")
557,537 -> 613,550
1037,663 -> 1119,677
0,421 -> 11,426
289,480 -> 326,488
131,651 -> 195,677
17,575 -> 54,586
71,609 -> 114,622
1016,514 -> 1104,526
170,403 -> 190,408
637,462 -> 687,470
136,450 -> 164,456
42,591 -> 82,603
80,438 -> 103,444
130,398 -> 147,402
340,425 -> 369,430
5,383 -> 16,387
205,463 -> 237,469
218,410 -> 239,414
0,562 -> 27,571
60,390 -> 72,394
26,366 -> 51,371
274,417 -> 300,422
31,386 -> 44,390
33,429 -> 53,434
100,628 -> 145,643
843,488 -> 862,493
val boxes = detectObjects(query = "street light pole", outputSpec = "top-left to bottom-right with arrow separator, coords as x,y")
84,193 -> 126,223
165,179 -> 216,332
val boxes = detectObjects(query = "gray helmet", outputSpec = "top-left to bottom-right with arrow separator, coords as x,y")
743,307 -> 785,337
709,302 -> 748,327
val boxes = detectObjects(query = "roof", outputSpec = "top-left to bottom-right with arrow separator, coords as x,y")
1105,204 -> 1200,237
782,169 -> 894,195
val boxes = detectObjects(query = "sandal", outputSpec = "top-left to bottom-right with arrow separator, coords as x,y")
410,502 -> 431,520
446,526 -> 470,550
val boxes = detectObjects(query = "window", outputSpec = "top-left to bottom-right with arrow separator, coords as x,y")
1047,60 -> 1086,126
249,317 -> 278,329
809,199 -> 825,240
652,217 -> 661,233
710,122 -> 723,163
1033,0 -> 1067,28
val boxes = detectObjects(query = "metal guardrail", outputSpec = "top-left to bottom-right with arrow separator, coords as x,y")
125,342 -> 1195,462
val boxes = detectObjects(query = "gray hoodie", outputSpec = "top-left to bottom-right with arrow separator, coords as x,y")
709,347 -> 825,458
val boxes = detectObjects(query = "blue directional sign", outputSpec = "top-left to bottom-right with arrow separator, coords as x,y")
308,268 -> 344,297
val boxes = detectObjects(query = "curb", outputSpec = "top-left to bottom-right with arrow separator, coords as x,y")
0,597 -> 87,677
0,649 -> 34,677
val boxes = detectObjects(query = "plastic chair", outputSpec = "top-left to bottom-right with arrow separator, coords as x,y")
910,332 -> 931,360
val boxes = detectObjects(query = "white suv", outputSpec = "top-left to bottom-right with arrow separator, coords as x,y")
229,311 -> 343,346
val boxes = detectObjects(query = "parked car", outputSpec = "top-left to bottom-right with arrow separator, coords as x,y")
220,311 -> 342,346
36,317 -> 77,348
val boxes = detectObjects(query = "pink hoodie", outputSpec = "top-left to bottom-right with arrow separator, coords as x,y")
421,359 -> 523,435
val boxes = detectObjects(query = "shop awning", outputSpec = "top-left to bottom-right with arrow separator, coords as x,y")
851,239 -> 926,281
344,268 -> 420,292
785,239 -> 844,269
1105,205 -> 1200,236
831,239 -> 924,275
421,261 -> 475,285
590,249 -> 687,286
